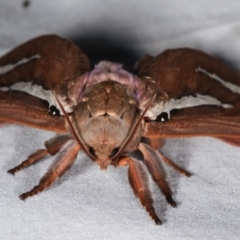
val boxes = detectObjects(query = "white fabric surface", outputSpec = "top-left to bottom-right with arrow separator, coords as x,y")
0,1 -> 240,239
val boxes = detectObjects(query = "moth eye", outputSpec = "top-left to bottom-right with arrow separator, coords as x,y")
109,148 -> 119,158
156,112 -> 168,122
49,105 -> 60,116
89,147 -> 97,158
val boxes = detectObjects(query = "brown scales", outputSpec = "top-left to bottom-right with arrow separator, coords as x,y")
1,35 -> 240,224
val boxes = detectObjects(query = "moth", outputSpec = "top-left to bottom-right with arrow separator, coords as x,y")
0,35 -> 240,225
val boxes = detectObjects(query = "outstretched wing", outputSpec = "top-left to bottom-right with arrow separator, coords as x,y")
0,35 -> 91,132
0,90 -> 66,132
136,48 -> 240,140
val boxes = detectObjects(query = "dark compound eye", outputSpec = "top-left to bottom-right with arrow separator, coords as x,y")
109,148 -> 119,158
156,112 -> 168,122
89,147 -> 97,158
49,105 -> 60,116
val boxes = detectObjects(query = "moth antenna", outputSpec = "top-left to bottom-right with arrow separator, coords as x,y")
54,94 -> 96,161
111,94 -> 156,160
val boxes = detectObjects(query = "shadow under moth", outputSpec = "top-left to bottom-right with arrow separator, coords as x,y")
0,35 -> 240,225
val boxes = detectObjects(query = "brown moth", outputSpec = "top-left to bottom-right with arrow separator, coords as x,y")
0,35 -> 240,225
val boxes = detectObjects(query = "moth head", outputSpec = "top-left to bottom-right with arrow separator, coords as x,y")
88,144 -> 120,170
70,81 -> 143,170
55,81 -> 155,170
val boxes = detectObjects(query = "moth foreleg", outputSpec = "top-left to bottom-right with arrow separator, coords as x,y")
8,149 -> 48,175
44,134 -> 73,155
157,151 -> 192,177
127,157 -> 162,225
144,137 -> 165,150
19,139 -> 80,200
8,134 -> 72,175
145,137 -> 191,176
138,143 -> 177,207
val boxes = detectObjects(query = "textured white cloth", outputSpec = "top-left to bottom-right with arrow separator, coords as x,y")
0,1 -> 240,239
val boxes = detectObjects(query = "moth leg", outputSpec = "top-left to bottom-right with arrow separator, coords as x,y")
144,137 -> 191,176
126,156 -> 162,225
8,134 -> 72,174
138,142 -> 177,207
8,149 -> 48,175
115,156 -> 129,167
157,151 -> 192,177
147,138 -> 191,176
144,137 -> 165,150
44,134 -> 73,155
19,139 -> 80,200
